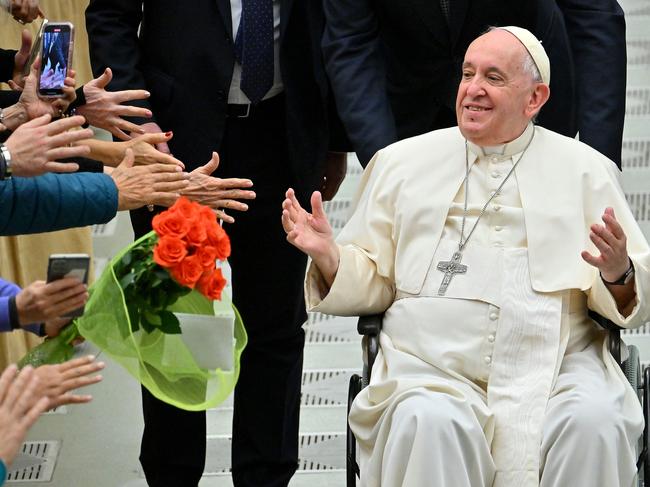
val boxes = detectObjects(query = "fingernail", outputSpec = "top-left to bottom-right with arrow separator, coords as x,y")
87,355 -> 96,360
167,131 -> 173,136
144,91 -> 151,97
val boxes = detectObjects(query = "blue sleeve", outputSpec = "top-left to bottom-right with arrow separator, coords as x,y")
0,278 -> 20,333
0,172 -> 118,236
556,0 -> 626,167
322,0 -> 397,166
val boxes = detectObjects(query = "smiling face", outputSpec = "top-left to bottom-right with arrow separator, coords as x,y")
456,29 -> 550,146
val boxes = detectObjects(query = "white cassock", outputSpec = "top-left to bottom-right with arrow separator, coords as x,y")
306,124 -> 650,487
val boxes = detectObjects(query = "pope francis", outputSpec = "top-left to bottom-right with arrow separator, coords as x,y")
281,26 -> 650,487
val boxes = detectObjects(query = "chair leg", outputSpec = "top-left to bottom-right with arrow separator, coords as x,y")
347,374 -> 363,487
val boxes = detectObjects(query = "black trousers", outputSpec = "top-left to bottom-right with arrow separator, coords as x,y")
134,95 -> 308,487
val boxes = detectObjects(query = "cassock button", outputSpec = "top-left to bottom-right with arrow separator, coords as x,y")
490,155 -> 498,163
484,355 -> 492,365
488,334 -> 495,343
489,312 -> 498,321
494,205 -> 501,212
491,171 -> 500,178
495,226 -> 503,232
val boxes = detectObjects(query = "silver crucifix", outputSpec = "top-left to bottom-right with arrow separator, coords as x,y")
436,251 -> 468,296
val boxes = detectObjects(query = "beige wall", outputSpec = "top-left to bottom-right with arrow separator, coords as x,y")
0,0 -> 93,369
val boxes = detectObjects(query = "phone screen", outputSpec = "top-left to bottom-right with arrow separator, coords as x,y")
39,23 -> 73,97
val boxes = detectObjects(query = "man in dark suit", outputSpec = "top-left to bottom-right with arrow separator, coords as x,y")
324,0 -> 626,168
85,2 -> 348,486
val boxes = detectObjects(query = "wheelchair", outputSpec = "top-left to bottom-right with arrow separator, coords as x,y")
346,313 -> 650,487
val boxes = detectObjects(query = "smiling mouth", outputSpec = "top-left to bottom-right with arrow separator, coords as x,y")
465,106 -> 491,112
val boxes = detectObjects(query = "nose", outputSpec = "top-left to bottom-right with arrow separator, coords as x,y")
465,76 -> 486,97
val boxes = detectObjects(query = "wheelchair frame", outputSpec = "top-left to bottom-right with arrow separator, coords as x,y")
346,314 -> 650,487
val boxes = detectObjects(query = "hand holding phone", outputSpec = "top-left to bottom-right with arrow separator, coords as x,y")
46,253 -> 90,318
38,21 -> 74,98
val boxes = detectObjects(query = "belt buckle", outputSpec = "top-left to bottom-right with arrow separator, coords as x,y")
237,104 -> 251,118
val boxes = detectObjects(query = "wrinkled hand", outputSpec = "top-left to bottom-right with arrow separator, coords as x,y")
6,0 -> 43,23
182,152 -> 255,223
0,365 -> 50,466
282,188 -> 339,285
4,114 -> 92,177
76,68 -> 151,140
33,355 -> 104,409
17,57 -> 76,119
320,152 -> 347,201
122,132 -> 184,168
111,148 -> 190,210
15,277 -> 88,325
581,207 -> 630,282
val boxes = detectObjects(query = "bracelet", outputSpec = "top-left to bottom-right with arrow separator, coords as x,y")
601,259 -> 635,286
0,144 -> 12,180
8,295 -> 20,330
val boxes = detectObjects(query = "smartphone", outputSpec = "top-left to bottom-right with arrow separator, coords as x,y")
38,21 -> 74,98
22,17 -> 48,78
46,253 -> 90,318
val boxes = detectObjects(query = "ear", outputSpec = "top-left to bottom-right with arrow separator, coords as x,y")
525,83 -> 550,118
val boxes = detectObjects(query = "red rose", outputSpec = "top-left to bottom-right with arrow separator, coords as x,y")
170,254 -> 204,288
152,211 -> 190,239
197,268 -> 227,300
169,196 -> 201,220
153,236 -> 188,268
207,224 -> 231,260
185,220 -> 208,247
196,245 -> 218,269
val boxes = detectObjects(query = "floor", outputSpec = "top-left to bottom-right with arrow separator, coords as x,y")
6,0 -> 650,485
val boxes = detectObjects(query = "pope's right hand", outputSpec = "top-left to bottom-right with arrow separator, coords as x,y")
282,189 -> 339,286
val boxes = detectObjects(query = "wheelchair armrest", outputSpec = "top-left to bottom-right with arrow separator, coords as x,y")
357,314 -> 384,336
589,310 -> 622,366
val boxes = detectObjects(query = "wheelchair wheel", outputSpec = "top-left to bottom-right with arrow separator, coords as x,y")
347,374 -> 363,487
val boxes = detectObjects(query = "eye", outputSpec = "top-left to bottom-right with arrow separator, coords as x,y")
462,70 -> 474,80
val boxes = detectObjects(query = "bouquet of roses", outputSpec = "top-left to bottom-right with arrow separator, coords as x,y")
20,197 -> 247,411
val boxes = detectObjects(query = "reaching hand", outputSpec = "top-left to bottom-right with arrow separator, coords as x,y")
0,365 -> 50,467
76,68 -> 152,140
17,57 -> 77,120
33,355 -> 104,409
4,114 -> 93,177
122,132 -> 184,168
581,207 -> 631,282
282,189 -> 339,285
6,0 -> 43,23
181,152 -> 256,223
139,122 -> 170,154
14,277 -> 88,325
111,149 -> 190,210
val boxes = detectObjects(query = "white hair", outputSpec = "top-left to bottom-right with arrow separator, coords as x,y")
486,26 -> 543,83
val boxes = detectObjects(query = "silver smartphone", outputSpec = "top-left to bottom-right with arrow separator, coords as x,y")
46,253 -> 89,318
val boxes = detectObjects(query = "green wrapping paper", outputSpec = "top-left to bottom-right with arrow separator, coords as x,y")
20,232 -> 247,411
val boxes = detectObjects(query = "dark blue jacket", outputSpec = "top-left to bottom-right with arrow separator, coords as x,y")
0,172 -> 118,236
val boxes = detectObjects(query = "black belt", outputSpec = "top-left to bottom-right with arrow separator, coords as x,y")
226,93 -> 284,119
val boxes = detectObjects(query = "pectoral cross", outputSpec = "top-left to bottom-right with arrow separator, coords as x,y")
436,251 -> 467,296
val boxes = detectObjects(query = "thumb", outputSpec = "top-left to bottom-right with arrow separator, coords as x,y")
18,30 -> 32,60
118,148 -> 135,169
140,131 -> 172,146
198,152 -> 220,175
93,67 -> 112,89
311,191 -> 327,220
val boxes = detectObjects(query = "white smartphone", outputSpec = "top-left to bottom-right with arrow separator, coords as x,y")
38,21 -> 74,98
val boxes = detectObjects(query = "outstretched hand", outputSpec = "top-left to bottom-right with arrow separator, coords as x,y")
282,189 -> 339,286
581,207 -> 630,282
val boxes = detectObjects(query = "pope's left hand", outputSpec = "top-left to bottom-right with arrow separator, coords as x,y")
581,207 -> 630,282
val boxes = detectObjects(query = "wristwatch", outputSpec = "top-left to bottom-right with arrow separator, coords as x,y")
0,144 -> 12,180
601,259 -> 635,286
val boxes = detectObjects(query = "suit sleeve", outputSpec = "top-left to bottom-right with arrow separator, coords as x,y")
85,0 -> 153,125
322,0 -> 397,167
556,0 -> 626,167
0,48 -> 17,83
